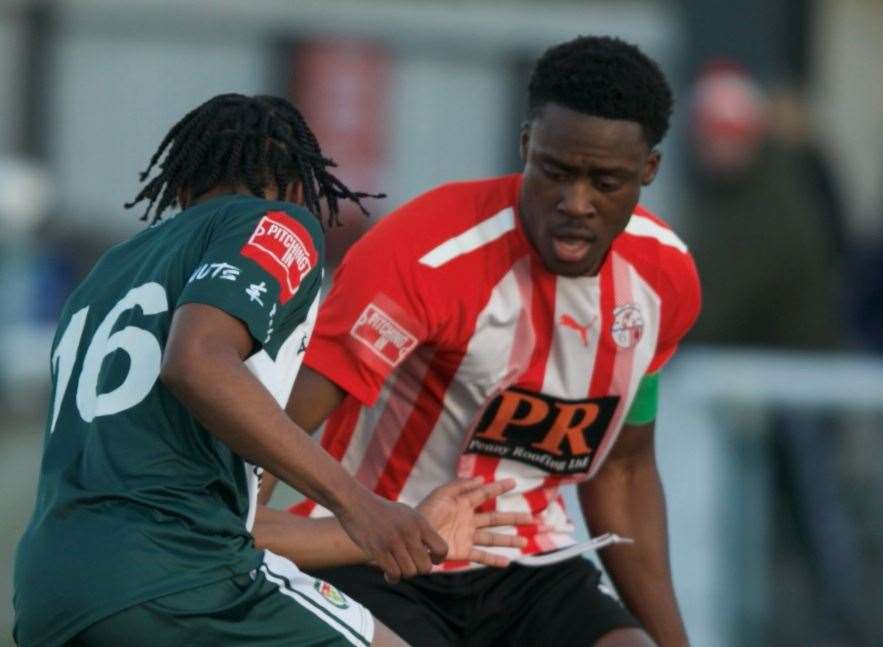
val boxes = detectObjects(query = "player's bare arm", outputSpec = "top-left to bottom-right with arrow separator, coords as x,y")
258,364 -> 345,504
578,421 -> 689,647
253,478 -> 531,570
275,364 -> 463,582
161,302 -> 449,583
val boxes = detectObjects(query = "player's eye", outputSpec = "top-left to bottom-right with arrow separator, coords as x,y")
594,176 -> 622,192
542,164 -> 570,182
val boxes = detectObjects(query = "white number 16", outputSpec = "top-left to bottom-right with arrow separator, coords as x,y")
49,282 -> 169,433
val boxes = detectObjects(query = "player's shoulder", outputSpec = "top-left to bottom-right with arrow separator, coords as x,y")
615,204 -> 699,301
619,205 -> 689,257
404,173 -> 520,215
187,195 -> 325,269
212,195 -> 321,239
357,174 -> 521,262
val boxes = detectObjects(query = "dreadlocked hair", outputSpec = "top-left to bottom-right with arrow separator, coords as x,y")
125,93 -> 383,226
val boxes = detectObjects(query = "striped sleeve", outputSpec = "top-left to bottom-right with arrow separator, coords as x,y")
647,247 -> 701,373
303,226 -> 434,406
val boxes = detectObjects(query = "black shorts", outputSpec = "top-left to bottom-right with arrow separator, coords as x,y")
308,556 -> 640,646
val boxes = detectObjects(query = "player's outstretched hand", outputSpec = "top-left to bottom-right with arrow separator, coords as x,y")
336,492 -> 449,584
417,478 -> 532,568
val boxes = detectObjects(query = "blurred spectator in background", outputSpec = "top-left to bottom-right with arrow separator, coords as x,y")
684,62 -> 871,645
0,158 -> 51,327
686,62 -> 844,349
766,84 -> 850,261
0,158 -> 69,410
0,159 -> 100,335
853,158 -> 883,353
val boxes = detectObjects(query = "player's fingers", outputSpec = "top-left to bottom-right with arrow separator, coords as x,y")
474,511 -> 533,528
439,477 -> 484,498
404,533 -> 434,575
392,540 -> 421,580
468,548 -> 512,568
419,519 -> 449,564
465,478 -> 517,507
377,552 -> 402,585
473,530 -> 527,549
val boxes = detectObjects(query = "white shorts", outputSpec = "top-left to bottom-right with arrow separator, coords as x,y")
259,550 -> 375,647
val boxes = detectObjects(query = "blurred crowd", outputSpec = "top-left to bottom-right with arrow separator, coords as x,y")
684,61 -> 880,354
682,62 -> 881,645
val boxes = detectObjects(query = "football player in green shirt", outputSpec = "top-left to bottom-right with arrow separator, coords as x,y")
13,94 -> 526,647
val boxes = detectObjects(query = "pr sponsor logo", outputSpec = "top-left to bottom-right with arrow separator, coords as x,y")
240,211 -> 317,304
466,387 -> 619,475
350,303 -> 418,367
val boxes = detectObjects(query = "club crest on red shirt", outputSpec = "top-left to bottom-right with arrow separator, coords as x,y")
240,211 -> 317,304
611,303 -> 644,349
350,303 -> 418,367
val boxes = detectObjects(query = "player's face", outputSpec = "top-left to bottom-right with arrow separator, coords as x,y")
519,103 -> 660,277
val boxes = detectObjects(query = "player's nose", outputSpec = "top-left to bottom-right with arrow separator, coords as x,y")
557,180 -> 596,219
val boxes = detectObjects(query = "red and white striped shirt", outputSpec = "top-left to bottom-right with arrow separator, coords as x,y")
293,174 -> 700,569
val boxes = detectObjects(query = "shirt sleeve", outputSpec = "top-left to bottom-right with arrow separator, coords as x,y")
646,249 -> 702,374
177,203 -> 324,359
623,372 -> 659,425
303,227 -> 433,406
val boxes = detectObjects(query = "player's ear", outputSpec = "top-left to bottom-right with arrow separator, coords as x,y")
519,121 -> 531,163
641,149 -> 661,186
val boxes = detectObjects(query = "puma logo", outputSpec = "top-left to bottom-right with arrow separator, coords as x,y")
559,313 -> 592,347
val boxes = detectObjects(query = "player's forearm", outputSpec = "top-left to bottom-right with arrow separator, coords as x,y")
252,506 -> 368,570
160,341 -> 372,516
579,460 -> 688,647
259,366 -> 345,506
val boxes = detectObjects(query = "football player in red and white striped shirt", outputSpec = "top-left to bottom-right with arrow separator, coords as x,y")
266,36 -> 700,647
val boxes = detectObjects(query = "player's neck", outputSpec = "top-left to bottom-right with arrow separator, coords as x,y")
187,184 -> 250,209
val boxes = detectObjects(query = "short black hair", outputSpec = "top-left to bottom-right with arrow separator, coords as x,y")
527,35 -> 673,147
126,93 -> 382,226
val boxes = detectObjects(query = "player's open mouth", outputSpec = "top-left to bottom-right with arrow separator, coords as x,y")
552,237 -> 592,263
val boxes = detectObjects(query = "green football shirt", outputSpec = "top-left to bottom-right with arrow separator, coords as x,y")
13,194 -> 325,646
